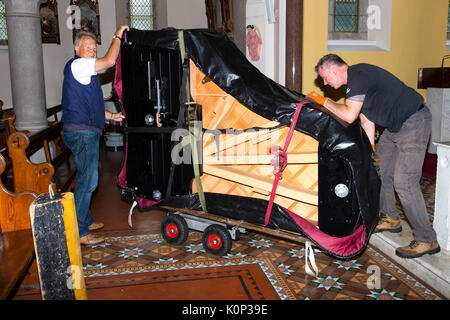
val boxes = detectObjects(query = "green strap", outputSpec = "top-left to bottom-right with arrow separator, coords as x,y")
188,106 -> 207,213
178,30 -> 207,213
178,30 -> 186,64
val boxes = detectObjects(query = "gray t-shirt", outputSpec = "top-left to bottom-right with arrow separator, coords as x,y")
346,63 -> 423,132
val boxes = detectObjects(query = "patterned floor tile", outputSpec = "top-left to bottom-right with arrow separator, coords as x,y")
79,231 -> 445,300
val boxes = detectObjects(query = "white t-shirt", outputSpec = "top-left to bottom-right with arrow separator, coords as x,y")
70,58 -> 97,85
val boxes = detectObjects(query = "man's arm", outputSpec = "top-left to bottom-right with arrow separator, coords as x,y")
324,98 -> 363,124
306,91 -> 375,147
306,92 -> 363,124
359,112 -> 375,145
99,26 -> 128,123
328,99 -> 377,150
95,25 -> 129,72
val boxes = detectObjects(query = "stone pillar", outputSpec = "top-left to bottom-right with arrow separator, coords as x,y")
433,141 -> 450,251
426,88 -> 450,154
4,0 -> 48,132
285,0 -> 303,93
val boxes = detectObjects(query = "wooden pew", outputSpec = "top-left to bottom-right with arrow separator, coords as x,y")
0,120 -> 75,299
8,122 -> 76,194
0,106 -> 75,299
0,154 -> 36,300
1,103 -> 62,152
0,116 -> 17,194
0,118 -> 9,152
46,104 -> 62,126
8,132 -> 55,194
0,100 -> 14,120
0,115 -> 15,152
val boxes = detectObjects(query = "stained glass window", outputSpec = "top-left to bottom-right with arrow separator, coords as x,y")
0,1 -> 7,44
129,0 -> 153,30
334,0 -> 359,33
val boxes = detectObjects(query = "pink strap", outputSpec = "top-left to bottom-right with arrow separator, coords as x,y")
264,101 -> 306,225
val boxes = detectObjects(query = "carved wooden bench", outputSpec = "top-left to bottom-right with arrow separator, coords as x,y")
46,104 -> 62,126
1,103 -> 63,153
0,115 -> 15,152
8,122 -> 76,194
0,107 -> 75,299
0,154 -> 36,300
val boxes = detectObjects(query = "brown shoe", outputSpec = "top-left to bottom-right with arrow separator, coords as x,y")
374,214 -> 402,233
88,222 -> 104,231
80,233 -> 105,246
396,240 -> 440,259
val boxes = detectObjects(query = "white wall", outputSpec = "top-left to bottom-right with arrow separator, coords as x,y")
166,0 -> 207,29
245,0 -> 285,84
0,46 -> 12,109
0,0 -> 117,110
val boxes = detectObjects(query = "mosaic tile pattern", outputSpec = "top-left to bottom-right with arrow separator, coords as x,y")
82,231 -> 444,300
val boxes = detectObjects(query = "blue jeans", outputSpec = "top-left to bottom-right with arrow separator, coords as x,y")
63,129 -> 100,238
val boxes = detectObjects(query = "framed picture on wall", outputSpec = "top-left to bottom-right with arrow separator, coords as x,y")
40,0 -> 61,44
70,0 -> 101,44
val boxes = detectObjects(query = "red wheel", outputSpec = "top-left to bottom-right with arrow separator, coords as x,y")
161,214 -> 188,245
165,223 -> 179,238
207,234 -> 222,250
202,224 -> 232,256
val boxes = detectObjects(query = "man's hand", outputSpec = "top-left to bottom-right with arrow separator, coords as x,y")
306,91 -> 328,106
96,25 -> 130,72
109,112 -> 125,123
115,25 -> 129,39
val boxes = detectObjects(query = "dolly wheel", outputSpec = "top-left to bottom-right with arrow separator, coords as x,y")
161,214 -> 189,245
202,224 -> 232,256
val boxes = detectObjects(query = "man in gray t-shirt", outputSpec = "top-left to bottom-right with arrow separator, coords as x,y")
306,54 -> 439,259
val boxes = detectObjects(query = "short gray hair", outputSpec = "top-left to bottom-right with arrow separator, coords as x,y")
314,54 -> 347,73
73,30 -> 97,46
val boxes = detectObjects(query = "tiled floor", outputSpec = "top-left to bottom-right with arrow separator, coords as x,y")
81,232 -> 445,300
10,143 -> 447,300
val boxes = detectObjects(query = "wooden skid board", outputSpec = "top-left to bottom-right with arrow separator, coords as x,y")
160,206 -> 310,246
190,60 -> 319,225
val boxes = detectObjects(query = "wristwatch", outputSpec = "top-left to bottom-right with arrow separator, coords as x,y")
113,34 -> 122,41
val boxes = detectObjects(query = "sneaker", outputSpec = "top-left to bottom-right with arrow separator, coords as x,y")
395,240 -> 440,259
88,222 -> 104,231
374,214 -> 402,233
80,233 -> 105,246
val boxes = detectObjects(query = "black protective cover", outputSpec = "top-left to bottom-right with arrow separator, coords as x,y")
115,28 -> 381,259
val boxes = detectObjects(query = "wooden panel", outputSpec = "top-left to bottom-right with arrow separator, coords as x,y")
0,154 -> 36,299
30,192 -> 86,300
417,67 -> 450,89
189,60 -> 319,225
202,164 -> 318,205
7,132 -> 55,194
0,154 -> 37,232
0,230 -> 35,300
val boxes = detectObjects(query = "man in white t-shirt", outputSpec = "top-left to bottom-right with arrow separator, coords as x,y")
62,26 -> 128,245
